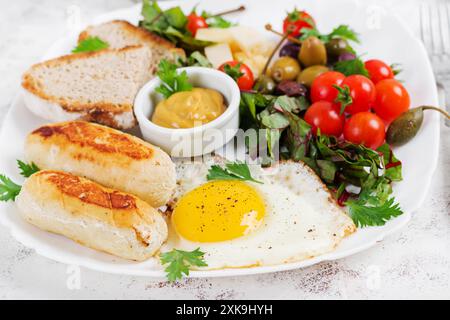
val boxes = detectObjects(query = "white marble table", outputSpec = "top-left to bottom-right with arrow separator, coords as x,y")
0,0 -> 449,300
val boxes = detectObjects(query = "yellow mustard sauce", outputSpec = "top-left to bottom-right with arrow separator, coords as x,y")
151,88 -> 226,129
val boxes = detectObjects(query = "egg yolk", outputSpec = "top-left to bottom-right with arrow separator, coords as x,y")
172,181 -> 266,242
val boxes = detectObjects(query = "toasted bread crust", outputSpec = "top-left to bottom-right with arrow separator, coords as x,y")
22,46 -> 147,128
79,20 -> 176,50
21,45 -> 141,115
31,121 -> 153,160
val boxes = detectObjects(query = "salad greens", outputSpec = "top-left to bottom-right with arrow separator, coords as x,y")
334,57 -> 370,77
139,0 -> 234,52
300,24 -> 360,43
240,93 -> 403,227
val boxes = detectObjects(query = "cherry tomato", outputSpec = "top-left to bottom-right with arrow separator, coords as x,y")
374,79 -> 410,123
283,10 -> 315,37
304,101 -> 345,137
218,61 -> 254,90
339,75 -> 376,115
343,112 -> 386,149
187,13 -> 208,36
364,59 -> 394,84
310,71 -> 345,103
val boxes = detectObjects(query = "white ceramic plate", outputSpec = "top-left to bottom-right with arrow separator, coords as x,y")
0,0 -> 439,278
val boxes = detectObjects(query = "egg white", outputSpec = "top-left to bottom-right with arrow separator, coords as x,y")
161,156 -> 356,270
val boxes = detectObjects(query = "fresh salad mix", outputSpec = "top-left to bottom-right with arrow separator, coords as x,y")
137,2 -> 450,228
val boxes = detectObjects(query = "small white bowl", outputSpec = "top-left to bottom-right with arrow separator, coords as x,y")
134,67 -> 240,157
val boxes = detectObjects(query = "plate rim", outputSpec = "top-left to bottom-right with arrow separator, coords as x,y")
0,0 -> 441,278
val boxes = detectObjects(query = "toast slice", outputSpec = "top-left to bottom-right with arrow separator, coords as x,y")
22,46 -> 153,130
78,20 -> 186,74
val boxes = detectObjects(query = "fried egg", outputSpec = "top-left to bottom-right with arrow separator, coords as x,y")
161,156 -> 356,270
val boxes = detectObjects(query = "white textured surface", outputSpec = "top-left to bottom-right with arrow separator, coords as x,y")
0,0 -> 449,299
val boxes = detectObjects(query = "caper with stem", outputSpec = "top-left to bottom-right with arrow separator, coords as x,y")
386,106 -> 450,146
252,24 -> 292,94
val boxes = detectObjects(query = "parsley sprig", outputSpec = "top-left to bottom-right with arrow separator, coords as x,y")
300,24 -> 360,43
1,160 -> 41,202
160,248 -> 207,282
0,175 -> 21,202
207,162 -> 263,184
156,59 -> 193,98
333,57 -> 369,77
17,160 -> 40,178
72,37 -> 109,53
346,197 -> 403,228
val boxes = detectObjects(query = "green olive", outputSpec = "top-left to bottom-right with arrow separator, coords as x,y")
253,74 -> 276,94
298,36 -> 327,67
297,65 -> 329,87
271,56 -> 301,82
386,106 -> 450,146
325,38 -> 351,59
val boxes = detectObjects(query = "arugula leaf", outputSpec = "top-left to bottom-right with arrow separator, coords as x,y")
300,24 -> 359,43
17,160 -> 40,178
72,37 -> 109,53
207,162 -> 263,184
160,248 -> 207,282
346,197 -> 403,227
333,57 -> 369,77
155,59 -> 192,98
0,175 -> 21,202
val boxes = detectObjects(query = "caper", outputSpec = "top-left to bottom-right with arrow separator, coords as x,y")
253,74 -> 276,94
271,56 -> 301,82
298,36 -> 327,67
326,38 -> 351,59
386,106 -> 450,146
297,65 -> 329,87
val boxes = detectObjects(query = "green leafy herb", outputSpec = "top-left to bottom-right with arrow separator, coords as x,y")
17,160 -> 40,178
390,63 -> 402,76
0,175 -> 21,202
201,11 -> 235,28
300,24 -> 359,43
140,0 -> 212,52
155,59 -> 192,98
207,162 -> 263,184
160,248 -> 207,282
346,197 -> 403,227
223,63 -> 243,81
333,57 -> 369,77
72,37 -> 109,53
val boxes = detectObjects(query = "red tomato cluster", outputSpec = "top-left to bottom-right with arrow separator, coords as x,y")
306,62 -> 410,150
